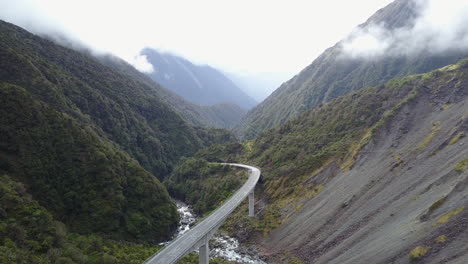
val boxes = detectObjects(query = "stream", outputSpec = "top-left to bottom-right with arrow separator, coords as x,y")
162,200 -> 266,264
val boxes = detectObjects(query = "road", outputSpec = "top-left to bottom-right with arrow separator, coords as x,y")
143,163 -> 261,264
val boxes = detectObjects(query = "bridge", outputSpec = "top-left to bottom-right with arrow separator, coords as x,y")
143,163 -> 261,264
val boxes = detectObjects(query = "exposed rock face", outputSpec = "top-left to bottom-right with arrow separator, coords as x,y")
261,65 -> 468,263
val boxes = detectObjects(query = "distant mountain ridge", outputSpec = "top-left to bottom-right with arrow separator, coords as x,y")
142,48 -> 257,110
98,53 -> 247,129
235,0 -> 468,139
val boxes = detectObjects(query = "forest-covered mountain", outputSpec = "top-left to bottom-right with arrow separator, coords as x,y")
235,0 -> 468,139
142,48 -> 257,110
97,52 -> 247,129
0,19 -> 235,263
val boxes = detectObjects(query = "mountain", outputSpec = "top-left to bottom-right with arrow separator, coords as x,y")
98,51 -> 247,129
235,0 -> 468,139
225,60 -> 468,263
0,18 -> 237,262
142,48 -> 257,109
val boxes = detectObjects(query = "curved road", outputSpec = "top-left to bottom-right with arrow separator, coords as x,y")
143,163 -> 261,264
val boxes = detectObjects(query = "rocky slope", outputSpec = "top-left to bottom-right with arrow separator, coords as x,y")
235,0 -> 468,139
224,60 -> 468,263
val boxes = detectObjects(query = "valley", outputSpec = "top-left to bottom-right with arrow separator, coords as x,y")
1,0 -> 467,263
160,198 -> 265,263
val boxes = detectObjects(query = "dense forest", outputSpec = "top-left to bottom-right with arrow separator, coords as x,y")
165,157 -> 247,216
0,19 -> 237,264
0,81 -> 179,240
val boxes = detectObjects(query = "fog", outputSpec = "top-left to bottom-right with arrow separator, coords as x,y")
2,0 -> 467,99
0,0 -> 392,76
341,0 -> 468,58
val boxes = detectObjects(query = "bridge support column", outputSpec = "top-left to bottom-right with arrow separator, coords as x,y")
248,191 -> 255,217
199,237 -> 209,264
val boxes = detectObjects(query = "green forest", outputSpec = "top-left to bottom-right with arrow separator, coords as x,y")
1,5 -> 468,262
0,20 -> 239,263
165,158 -> 247,216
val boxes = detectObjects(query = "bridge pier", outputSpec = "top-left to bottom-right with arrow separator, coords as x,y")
199,237 -> 209,264
249,191 -> 255,217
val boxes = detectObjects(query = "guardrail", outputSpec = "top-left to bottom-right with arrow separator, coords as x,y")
143,163 -> 261,264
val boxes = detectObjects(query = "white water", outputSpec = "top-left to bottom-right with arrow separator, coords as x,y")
168,200 -> 266,264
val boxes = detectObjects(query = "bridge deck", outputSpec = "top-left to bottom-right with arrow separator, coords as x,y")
143,163 -> 260,264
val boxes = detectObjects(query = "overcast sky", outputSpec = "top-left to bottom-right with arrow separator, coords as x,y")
0,0 -> 395,76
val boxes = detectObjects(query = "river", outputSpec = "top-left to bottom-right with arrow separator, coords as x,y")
163,200 -> 266,263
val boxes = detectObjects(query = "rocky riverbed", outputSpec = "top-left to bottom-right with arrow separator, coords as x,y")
170,200 -> 266,263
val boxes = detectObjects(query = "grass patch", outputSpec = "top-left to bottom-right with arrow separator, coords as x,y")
455,158 -> 468,172
308,185 -> 325,199
457,58 -> 468,68
449,132 -> 464,145
340,130 -> 372,171
243,140 -> 254,155
409,246 -> 430,261
435,235 -> 448,243
290,256 -> 304,264
427,197 -> 447,215
436,206 -> 464,225
416,122 -> 441,151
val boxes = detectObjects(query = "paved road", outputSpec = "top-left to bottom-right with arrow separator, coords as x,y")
143,163 -> 261,264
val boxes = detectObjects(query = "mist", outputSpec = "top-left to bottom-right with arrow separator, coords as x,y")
0,0 -> 395,76
341,0 -> 468,58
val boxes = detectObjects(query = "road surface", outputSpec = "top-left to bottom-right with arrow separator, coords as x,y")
143,163 -> 261,264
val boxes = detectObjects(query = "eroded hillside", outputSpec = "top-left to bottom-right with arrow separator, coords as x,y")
225,60 -> 468,263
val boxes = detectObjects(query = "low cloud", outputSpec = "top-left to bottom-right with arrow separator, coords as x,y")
341,0 -> 468,58
129,55 -> 154,73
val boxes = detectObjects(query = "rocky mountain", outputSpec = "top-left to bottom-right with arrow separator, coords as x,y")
142,48 -> 257,110
235,0 -> 468,139
0,19 -> 235,262
225,59 -> 468,263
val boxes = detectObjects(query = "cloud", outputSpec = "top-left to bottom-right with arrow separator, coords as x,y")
129,55 -> 154,73
0,0 -> 395,76
341,0 -> 468,58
